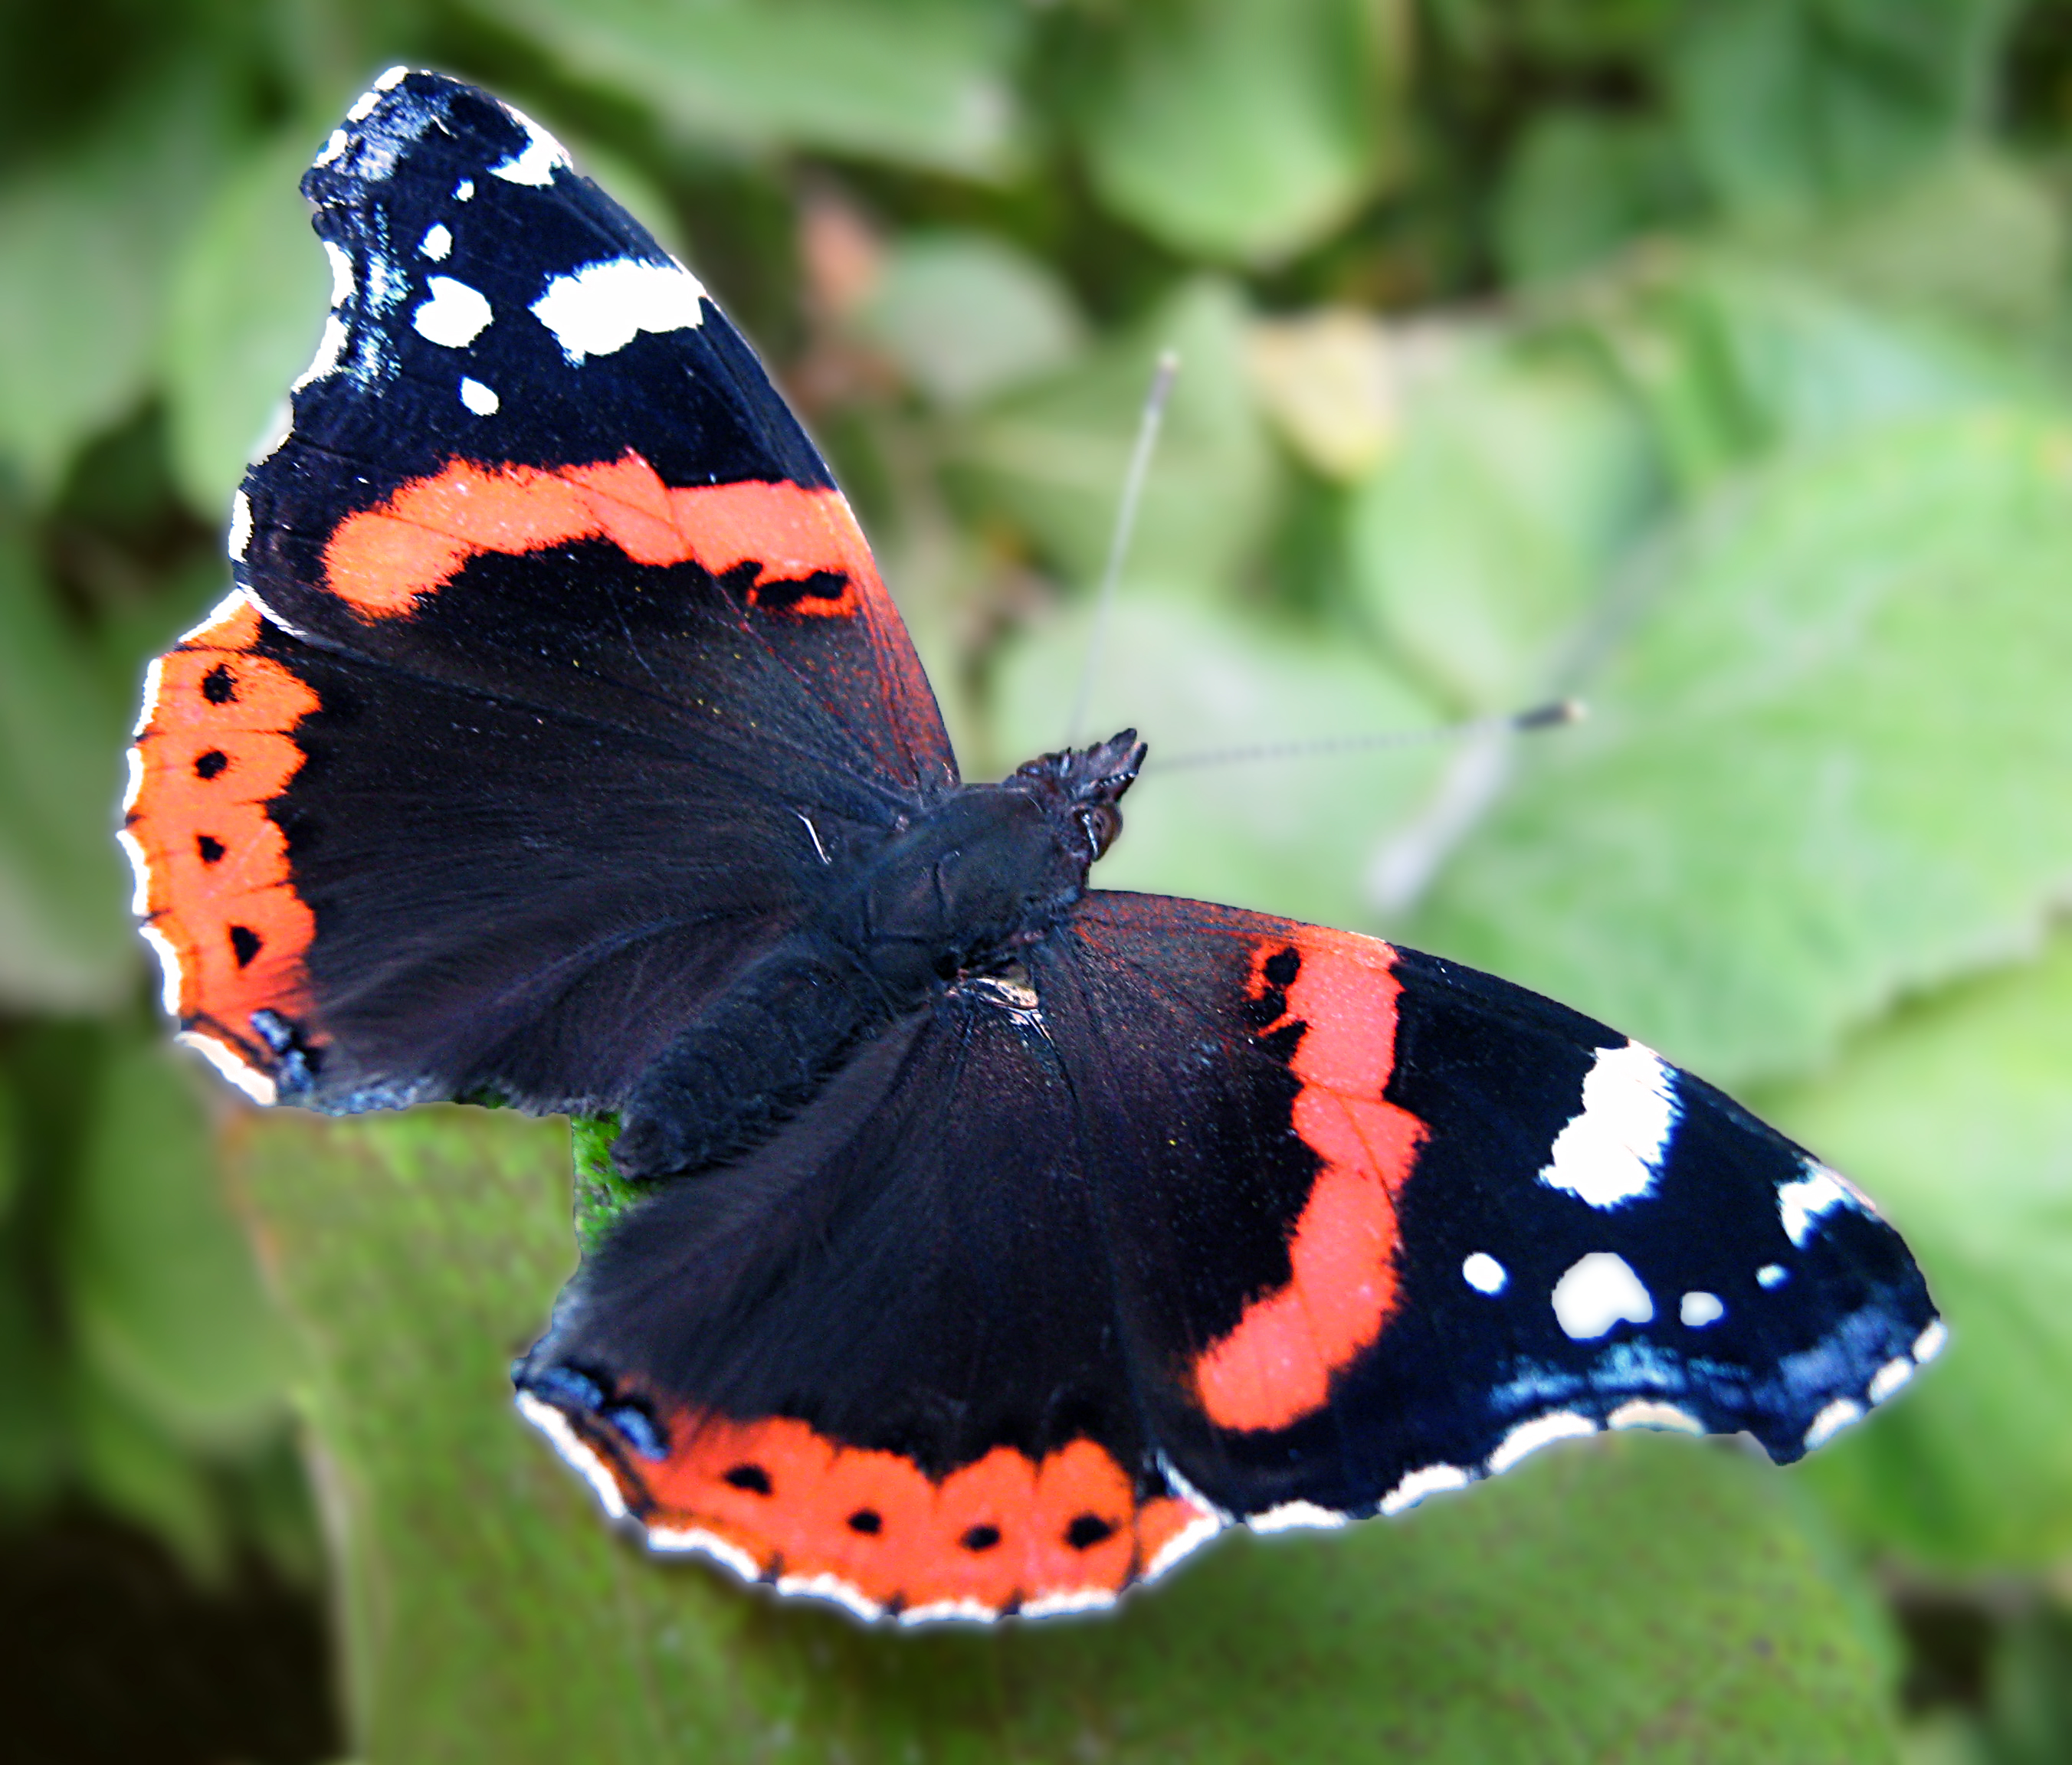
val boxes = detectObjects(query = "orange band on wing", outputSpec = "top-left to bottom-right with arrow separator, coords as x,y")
574,1407 -> 1214,1619
1192,927 -> 1427,1434
323,453 -> 881,620
123,594 -> 323,1080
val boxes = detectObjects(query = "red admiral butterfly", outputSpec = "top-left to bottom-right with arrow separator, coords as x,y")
123,70 -> 1941,1625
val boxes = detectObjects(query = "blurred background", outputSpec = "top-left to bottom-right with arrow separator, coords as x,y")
4,1 -> 2072,1760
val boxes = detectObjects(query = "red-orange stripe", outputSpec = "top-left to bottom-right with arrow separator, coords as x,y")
595,1408 -> 1211,1616
1192,927 -> 1426,1433
322,453 -> 880,620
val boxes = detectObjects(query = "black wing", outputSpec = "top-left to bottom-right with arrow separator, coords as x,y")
123,70 -> 952,1109
514,892 -> 1939,1620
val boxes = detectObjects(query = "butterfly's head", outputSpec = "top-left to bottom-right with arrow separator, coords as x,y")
1010,729 -> 1146,866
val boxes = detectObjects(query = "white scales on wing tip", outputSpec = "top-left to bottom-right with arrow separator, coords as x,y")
1538,1040 -> 1680,1210
531,258 -> 708,364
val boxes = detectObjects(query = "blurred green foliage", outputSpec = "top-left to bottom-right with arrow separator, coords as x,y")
4,0 -> 2072,1758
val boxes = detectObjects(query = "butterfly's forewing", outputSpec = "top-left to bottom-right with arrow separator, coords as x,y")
517,889 -> 1939,1619
123,70 -> 953,1107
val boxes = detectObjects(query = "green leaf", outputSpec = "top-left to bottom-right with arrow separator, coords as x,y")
1595,260 -> 2044,493
856,231 -> 1085,408
1070,0 -> 1406,262
161,127 -> 334,520
1667,0 -> 2015,215
1753,936 -> 2072,1573
0,522 -> 136,1013
957,277 -> 1274,598
1412,414 -> 2072,1085
486,0 -> 1027,176
1497,110 -> 1703,285
988,592 -> 1439,932
236,1105 -> 1900,1761
0,60 -> 238,493
64,1040 -> 290,1443
1346,333 -> 1661,709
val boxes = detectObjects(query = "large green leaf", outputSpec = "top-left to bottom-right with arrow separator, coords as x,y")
235,1105 -> 1900,1760
1754,936 -> 2072,1573
1346,333 -> 1661,710
0,523 -> 136,1013
1412,413 -> 2072,1085
1667,0 -> 2015,214
1070,0 -> 1406,262
988,593 -> 1439,932
489,0 -> 1027,176
0,61 -> 238,493
956,278 -> 1274,599
64,1040 -> 290,1443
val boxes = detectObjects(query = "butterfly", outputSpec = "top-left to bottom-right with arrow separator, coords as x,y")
123,69 -> 1941,1625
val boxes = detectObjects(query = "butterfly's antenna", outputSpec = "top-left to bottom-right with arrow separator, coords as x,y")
1064,350 -> 1180,748
1143,699 -> 1584,774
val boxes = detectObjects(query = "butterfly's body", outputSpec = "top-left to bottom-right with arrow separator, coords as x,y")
123,69 -> 1940,1625
616,732 -> 1143,1178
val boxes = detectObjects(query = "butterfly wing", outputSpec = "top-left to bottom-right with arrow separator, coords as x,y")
1044,893 -> 1940,1519
516,891 -> 1937,1619
123,71 -> 953,1108
520,985 -> 1215,1623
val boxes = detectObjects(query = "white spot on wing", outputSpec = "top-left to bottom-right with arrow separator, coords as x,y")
1462,1252 -> 1507,1295
1867,1357 -> 1914,1405
490,105 -> 570,185
251,399 -> 293,465
1779,1165 -> 1855,1246
774,1571 -> 884,1623
899,1598 -> 1002,1626
1539,1040 -> 1680,1209
1679,1291 -> 1724,1328
227,491 -> 253,562
178,1030 -> 277,1105
346,88 -> 379,123
1380,1462 -> 1470,1515
133,655 -> 166,736
292,314 -> 349,388
413,277 -> 493,348
121,746 -> 144,814
1247,1500 -> 1346,1534
375,64 -> 408,90
419,223 -> 453,261
1021,1587 -> 1120,1619
459,377 -> 499,415
645,1524 -> 761,1583
454,178 -> 474,201
116,827 -> 150,915
516,1392 -> 628,1518
531,258 -> 707,363
323,240 -> 354,307
1803,1397 -> 1863,1450
177,588 -> 251,646
1757,1263 -> 1788,1289
141,925 -> 183,1016
1552,1252 -> 1654,1340
312,128 -> 348,169
1488,1410 -> 1597,1475
1608,1399 -> 1703,1434
1914,1319 -> 1949,1364
1143,1506 -> 1223,1580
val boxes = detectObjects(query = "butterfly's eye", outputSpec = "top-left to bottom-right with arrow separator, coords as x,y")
1077,804 -> 1122,859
